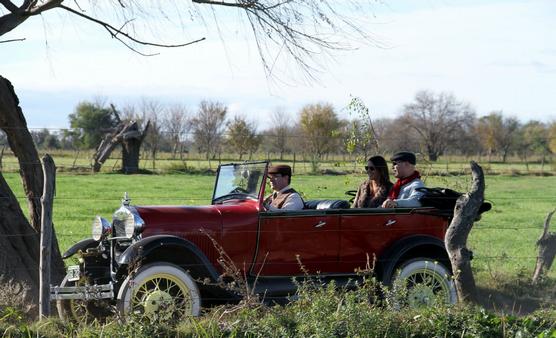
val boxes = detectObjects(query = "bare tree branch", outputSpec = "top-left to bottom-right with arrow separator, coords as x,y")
0,0 -> 18,12
0,37 -> 25,43
192,0 -> 256,9
29,0 -> 64,15
1,0 -> 379,81
59,4 -> 206,52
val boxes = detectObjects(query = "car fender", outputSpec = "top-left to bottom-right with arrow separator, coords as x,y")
62,238 -> 98,259
378,235 -> 450,285
117,235 -> 220,282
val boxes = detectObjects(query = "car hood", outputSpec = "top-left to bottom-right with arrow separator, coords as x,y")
135,205 -> 223,237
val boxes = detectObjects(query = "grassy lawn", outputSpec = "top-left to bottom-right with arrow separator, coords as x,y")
3,168 -> 556,302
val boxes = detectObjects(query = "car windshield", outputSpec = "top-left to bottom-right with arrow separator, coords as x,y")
212,162 -> 267,203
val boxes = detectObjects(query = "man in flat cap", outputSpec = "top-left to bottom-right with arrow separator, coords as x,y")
264,164 -> 304,211
381,151 -> 425,208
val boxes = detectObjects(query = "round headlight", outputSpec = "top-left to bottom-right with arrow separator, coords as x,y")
124,211 -> 137,238
115,207 -> 144,239
92,216 -> 111,241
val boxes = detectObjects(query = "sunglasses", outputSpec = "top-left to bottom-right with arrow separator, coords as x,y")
364,166 -> 376,171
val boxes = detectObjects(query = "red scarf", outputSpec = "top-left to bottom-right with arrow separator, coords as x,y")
388,171 -> 421,199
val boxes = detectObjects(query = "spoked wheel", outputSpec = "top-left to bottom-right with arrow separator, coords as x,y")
117,263 -> 201,320
392,258 -> 457,308
56,275 -> 114,323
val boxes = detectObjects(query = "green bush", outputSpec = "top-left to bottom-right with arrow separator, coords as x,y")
2,279 -> 556,337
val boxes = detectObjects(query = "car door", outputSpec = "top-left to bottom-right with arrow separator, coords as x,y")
338,208 -> 400,273
251,210 -> 340,276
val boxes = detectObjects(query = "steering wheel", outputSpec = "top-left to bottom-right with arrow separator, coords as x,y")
230,187 -> 249,194
345,190 -> 356,204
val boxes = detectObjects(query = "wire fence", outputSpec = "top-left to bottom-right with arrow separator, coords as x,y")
1,151 -> 554,176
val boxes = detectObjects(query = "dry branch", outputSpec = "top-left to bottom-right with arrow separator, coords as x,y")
532,208 -> 556,284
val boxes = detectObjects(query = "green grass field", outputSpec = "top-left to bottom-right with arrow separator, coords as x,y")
4,169 -> 555,285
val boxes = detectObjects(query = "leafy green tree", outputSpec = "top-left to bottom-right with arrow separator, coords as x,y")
299,103 -> 343,172
549,122 -> 556,155
344,97 -> 381,162
522,121 -> 551,168
476,112 -> 520,162
68,101 -> 120,149
226,116 -> 261,160
31,128 -> 61,149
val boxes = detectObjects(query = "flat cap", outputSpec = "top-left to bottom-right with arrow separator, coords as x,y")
390,151 -> 416,165
268,164 -> 292,176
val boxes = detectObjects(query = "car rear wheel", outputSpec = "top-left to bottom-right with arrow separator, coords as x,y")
56,275 -> 113,323
117,263 -> 201,320
391,258 -> 457,308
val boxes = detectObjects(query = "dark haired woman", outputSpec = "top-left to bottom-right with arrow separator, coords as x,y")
352,156 -> 393,208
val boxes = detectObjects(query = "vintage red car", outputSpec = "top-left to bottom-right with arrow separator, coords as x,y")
51,161 -> 460,321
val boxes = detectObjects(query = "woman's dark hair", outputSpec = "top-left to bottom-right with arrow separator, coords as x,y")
367,155 -> 391,186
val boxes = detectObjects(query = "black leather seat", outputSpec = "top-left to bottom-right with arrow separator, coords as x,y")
304,199 -> 350,210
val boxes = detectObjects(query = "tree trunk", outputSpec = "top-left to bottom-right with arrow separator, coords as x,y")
532,209 -> 556,284
444,161 -> 484,304
0,76 -> 64,313
92,120 -> 150,174
121,120 -> 150,174
91,126 -> 124,173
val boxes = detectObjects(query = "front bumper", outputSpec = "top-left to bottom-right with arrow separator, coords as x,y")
50,282 -> 114,301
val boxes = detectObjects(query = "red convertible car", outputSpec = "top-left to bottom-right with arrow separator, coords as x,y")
51,161 -> 460,321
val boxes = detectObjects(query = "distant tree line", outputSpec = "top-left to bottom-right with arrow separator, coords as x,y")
1,90 -> 555,167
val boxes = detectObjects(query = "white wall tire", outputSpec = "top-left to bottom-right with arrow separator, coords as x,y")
392,258 -> 457,308
117,263 -> 201,319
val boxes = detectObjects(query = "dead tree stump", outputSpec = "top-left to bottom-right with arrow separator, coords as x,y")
92,120 -> 150,174
444,161 -> 485,303
532,209 -> 556,284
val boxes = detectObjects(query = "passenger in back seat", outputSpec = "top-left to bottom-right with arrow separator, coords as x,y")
382,151 -> 425,208
352,156 -> 393,208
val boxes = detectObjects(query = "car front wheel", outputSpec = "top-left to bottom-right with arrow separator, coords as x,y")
56,275 -> 113,323
117,262 -> 201,319
391,258 -> 457,308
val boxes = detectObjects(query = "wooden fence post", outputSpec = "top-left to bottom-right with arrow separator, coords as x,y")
39,154 -> 56,319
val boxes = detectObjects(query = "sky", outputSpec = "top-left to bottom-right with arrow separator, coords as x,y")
1,0 -> 555,130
